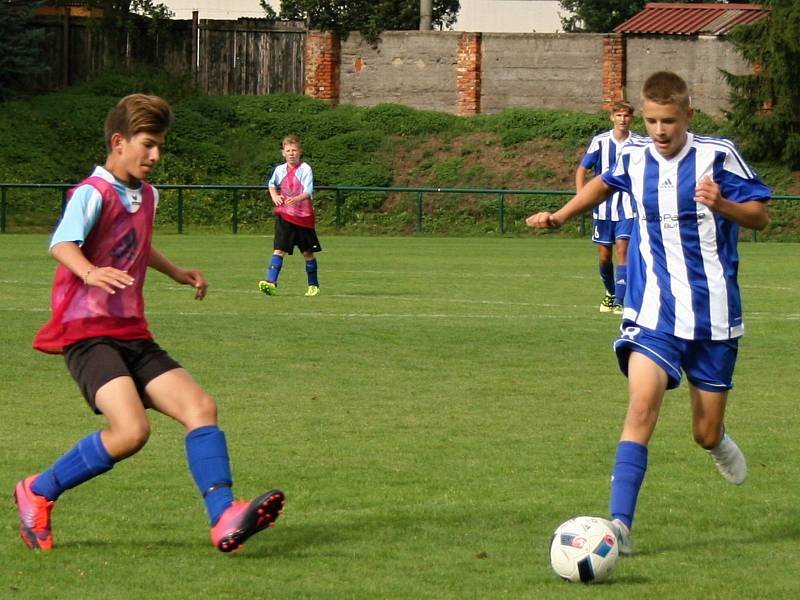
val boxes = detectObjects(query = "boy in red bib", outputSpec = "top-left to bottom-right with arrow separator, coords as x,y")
16,94 -> 284,553
259,135 -> 321,297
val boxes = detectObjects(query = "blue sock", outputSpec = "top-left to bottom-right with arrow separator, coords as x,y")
185,425 -> 234,526
609,441 -> 648,529
267,254 -> 283,284
614,265 -> 627,307
306,259 -> 319,287
31,431 -> 115,501
599,262 -> 615,297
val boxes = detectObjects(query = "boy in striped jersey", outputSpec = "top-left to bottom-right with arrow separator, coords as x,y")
576,101 -> 646,314
527,72 -> 770,554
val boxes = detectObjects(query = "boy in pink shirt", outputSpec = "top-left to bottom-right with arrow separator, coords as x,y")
16,94 -> 284,553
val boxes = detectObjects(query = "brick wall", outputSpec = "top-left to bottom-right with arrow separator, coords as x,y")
456,32 -> 482,116
602,33 -> 626,109
304,31 -> 340,102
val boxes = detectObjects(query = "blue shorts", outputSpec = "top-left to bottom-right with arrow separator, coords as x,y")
592,218 -> 633,245
613,321 -> 738,392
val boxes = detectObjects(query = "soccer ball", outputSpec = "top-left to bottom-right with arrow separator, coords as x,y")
549,516 -> 619,583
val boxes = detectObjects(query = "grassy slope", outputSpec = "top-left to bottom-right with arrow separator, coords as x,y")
1,70 -> 799,237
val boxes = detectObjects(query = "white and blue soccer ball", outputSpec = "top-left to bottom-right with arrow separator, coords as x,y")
549,516 -> 619,583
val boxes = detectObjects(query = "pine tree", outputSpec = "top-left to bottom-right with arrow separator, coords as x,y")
723,0 -> 800,168
0,0 -> 47,100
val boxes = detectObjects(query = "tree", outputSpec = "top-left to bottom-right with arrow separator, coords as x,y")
559,0 -> 645,33
47,0 -> 174,33
277,0 -> 460,40
723,0 -> 800,168
0,0 -> 48,100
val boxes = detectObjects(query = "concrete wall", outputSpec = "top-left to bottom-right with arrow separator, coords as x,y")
334,32 -> 749,116
625,36 -> 752,115
481,33 -> 604,113
340,32 -> 459,112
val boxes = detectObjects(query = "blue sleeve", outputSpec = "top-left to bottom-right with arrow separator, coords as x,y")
713,151 -> 772,204
267,165 -> 282,188
601,154 -> 632,195
298,164 -> 314,195
49,184 -> 102,248
580,135 -> 601,170
580,149 -> 599,170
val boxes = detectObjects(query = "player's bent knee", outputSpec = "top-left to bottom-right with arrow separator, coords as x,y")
625,403 -> 658,430
108,422 -> 151,458
184,392 -> 218,428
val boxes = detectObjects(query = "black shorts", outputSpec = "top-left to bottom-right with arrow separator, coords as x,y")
274,215 -> 322,255
64,337 -> 182,414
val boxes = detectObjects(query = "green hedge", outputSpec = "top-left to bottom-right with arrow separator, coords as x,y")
1,68 -> 797,238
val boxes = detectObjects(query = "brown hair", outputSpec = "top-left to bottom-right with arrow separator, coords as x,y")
282,134 -> 302,149
641,71 -> 690,109
610,100 -> 634,115
104,94 -> 173,152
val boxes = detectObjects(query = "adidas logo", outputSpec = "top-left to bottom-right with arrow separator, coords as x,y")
659,177 -> 675,190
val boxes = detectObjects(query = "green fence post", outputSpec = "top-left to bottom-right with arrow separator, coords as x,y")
232,189 -> 239,234
335,188 -> 342,229
499,191 -> 505,234
416,191 -> 423,234
1,187 -> 6,233
177,188 -> 184,234
580,212 -> 586,236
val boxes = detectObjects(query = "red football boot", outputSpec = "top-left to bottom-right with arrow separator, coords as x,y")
14,475 -> 55,551
211,489 -> 285,553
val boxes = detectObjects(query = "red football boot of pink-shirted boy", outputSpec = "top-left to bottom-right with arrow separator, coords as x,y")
14,475 -> 56,551
211,489 -> 285,553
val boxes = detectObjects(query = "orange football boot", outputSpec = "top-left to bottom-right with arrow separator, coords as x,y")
14,475 -> 55,551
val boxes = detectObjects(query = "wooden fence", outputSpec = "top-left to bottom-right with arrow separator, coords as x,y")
32,14 -> 306,96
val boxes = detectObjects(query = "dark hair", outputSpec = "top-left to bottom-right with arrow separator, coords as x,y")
104,94 -> 173,152
641,71 -> 690,109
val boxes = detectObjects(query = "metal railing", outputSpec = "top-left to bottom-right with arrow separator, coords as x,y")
1,182 -> 797,239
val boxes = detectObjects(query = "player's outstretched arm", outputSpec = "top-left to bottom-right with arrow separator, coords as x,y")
148,246 -> 208,300
526,177 -> 612,230
50,241 -> 134,295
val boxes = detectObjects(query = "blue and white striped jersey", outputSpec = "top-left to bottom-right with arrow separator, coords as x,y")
580,130 -> 646,221
602,133 -> 771,341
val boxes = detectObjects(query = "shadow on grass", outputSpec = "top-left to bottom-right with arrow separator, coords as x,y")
627,520 -> 800,558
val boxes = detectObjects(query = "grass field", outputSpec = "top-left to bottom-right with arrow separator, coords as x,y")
2,234 -> 799,599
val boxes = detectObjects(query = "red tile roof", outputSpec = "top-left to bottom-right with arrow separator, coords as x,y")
614,3 -> 767,36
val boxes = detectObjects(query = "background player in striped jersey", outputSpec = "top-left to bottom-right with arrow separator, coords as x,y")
575,101 -> 646,314
527,71 -> 770,554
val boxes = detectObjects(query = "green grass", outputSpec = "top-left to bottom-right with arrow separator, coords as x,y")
2,234 -> 799,599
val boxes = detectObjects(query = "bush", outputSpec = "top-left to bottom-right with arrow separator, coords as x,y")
2,68 -> 799,236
